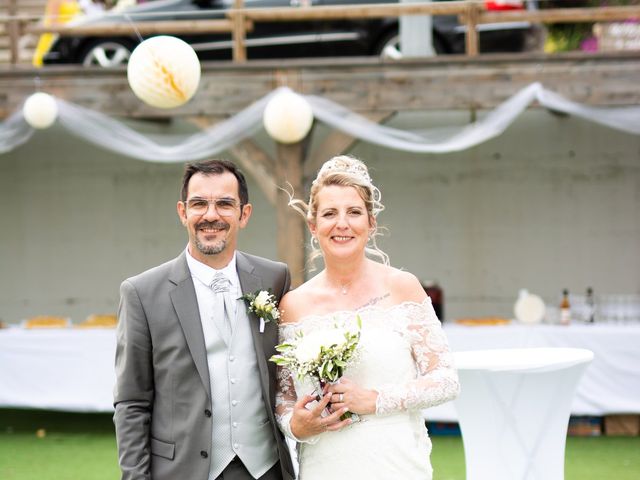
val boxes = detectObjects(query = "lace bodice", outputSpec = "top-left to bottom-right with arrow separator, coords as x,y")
275,298 -> 460,442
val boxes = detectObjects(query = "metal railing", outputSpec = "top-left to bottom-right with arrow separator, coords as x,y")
2,0 -> 640,65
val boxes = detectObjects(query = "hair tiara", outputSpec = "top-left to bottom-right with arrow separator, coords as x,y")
314,156 -> 372,185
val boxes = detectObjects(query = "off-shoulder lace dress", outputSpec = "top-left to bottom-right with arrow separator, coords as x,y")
275,298 -> 460,479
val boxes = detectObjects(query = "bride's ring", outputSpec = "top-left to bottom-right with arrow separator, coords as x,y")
338,393 -> 344,402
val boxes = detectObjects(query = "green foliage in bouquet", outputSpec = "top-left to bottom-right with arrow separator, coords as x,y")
270,316 -> 362,384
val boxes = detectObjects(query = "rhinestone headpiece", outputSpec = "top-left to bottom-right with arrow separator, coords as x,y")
315,156 -> 372,185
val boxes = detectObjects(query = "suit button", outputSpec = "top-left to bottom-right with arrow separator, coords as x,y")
200,450 -> 208,458
204,409 -> 212,417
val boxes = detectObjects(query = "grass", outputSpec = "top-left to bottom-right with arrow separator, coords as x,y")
0,409 -> 119,480
1,409 -> 639,479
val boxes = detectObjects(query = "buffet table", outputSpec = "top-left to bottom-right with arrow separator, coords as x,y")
0,328 -> 116,411
0,323 -> 639,415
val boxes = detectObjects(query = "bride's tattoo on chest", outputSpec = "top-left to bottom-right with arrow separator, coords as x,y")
358,293 -> 391,309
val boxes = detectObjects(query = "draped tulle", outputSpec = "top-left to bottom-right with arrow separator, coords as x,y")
275,299 -> 460,479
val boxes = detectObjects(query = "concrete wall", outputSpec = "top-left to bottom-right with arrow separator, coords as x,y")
1,109 -> 638,324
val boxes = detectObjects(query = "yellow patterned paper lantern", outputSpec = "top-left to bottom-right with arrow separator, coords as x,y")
263,90 -> 314,144
23,92 -> 58,129
127,36 -> 201,109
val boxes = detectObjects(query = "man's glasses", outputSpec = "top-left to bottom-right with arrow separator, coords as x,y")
183,197 -> 242,217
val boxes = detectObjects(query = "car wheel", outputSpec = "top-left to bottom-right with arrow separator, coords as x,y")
377,29 -> 446,59
80,40 -> 134,67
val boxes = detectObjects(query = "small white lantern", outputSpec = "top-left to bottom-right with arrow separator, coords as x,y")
127,36 -> 201,109
23,92 -> 58,129
263,89 -> 314,144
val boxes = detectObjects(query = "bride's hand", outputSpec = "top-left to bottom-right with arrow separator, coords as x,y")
328,377 -> 378,415
290,392 -> 351,439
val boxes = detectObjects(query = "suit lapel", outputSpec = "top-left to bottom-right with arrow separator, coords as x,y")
236,252 -> 275,407
168,253 -> 211,400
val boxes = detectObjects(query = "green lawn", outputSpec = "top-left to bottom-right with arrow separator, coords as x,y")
1,409 -> 638,479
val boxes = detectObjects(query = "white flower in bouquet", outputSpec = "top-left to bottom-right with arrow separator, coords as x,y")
295,328 -> 348,363
270,316 -> 362,420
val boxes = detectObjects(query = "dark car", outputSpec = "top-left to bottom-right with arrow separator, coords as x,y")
42,0 -> 539,67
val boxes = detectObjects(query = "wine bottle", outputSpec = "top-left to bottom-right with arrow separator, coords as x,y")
560,289 -> 571,325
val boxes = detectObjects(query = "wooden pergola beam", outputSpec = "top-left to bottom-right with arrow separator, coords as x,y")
229,139 -> 277,206
3,53 -> 638,121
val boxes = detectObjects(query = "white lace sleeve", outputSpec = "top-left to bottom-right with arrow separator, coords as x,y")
375,300 -> 460,415
275,325 -> 320,444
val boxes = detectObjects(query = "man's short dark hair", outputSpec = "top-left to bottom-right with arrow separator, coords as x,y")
180,159 -> 249,206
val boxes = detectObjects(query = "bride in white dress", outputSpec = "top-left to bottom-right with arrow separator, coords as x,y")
275,156 -> 460,479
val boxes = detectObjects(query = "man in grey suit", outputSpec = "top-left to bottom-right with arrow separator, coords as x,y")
114,159 -> 295,480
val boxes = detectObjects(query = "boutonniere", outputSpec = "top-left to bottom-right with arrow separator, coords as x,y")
240,290 -> 281,333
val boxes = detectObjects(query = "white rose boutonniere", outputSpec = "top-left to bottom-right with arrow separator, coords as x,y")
240,289 -> 281,333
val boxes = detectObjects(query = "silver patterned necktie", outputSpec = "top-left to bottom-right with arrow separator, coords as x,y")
210,272 -> 234,343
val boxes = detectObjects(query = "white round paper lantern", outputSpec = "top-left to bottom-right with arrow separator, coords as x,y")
127,36 -> 201,109
23,92 -> 58,129
263,89 -> 314,144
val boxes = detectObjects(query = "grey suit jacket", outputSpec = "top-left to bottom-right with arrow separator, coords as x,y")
114,251 -> 295,480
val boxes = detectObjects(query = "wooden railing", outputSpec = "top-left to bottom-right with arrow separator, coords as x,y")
2,0 -> 640,66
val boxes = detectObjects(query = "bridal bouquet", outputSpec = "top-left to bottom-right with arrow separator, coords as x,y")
270,317 -> 362,420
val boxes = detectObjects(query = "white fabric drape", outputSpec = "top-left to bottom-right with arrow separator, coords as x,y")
1,82 -> 639,161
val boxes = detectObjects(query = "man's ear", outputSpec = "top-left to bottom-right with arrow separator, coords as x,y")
177,201 -> 187,226
239,203 -> 253,227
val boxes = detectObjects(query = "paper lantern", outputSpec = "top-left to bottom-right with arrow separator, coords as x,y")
127,36 -> 201,109
263,89 -> 314,144
23,92 -> 58,129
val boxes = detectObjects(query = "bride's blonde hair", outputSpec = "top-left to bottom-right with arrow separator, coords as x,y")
289,155 -> 389,269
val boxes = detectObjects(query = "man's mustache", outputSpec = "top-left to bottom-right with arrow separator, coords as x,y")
197,221 -> 229,231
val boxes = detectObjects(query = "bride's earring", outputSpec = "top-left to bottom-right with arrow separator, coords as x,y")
311,236 -> 319,248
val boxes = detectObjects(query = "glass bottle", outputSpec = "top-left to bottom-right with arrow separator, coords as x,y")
560,289 -> 571,325
585,287 -> 596,323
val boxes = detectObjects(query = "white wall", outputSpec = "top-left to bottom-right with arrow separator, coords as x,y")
353,109 -> 640,319
0,122 -> 278,324
0,109 -> 638,324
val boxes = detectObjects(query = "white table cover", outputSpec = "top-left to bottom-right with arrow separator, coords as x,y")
0,328 -> 116,411
425,322 -> 640,421
453,348 -> 593,480
0,323 -> 638,415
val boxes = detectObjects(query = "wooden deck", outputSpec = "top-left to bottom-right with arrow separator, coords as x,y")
2,51 -> 640,121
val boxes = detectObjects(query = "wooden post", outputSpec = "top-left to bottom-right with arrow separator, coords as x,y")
275,141 -> 307,288
232,0 -> 247,63
464,1 -> 480,57
7,0 -> 21,65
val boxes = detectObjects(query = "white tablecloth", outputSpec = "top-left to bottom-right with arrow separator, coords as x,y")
0,323 -> 639,415
425,323 -> 640,421
453,348 -> 594,480
0,328 -> 116,412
